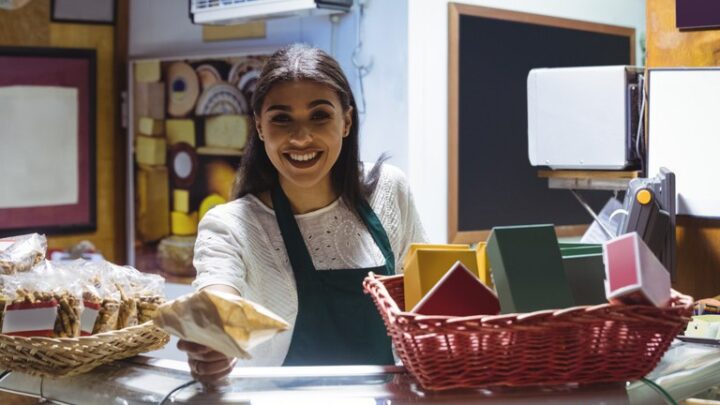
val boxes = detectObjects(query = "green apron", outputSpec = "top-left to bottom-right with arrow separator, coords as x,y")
271,183 -> 395,366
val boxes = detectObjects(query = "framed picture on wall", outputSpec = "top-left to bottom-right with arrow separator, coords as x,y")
676,0 -> 720,30
51,0 -> 116,25
0,47 -> 97,236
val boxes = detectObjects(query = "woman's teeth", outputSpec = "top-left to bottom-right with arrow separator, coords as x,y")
288,152 -> 318,162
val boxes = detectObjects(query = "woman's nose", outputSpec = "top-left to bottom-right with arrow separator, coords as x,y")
289,125 -> 312,144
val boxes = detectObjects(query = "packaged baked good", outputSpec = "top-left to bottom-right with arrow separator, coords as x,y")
44,263 -> 84,338
1,268 -> 58,337
104,264 -> 140,329
153,289 -> 289,359
107,264 -> 166,325
60,260 -> 122,334
135,273 -> 166,324
0,233 -> 47,274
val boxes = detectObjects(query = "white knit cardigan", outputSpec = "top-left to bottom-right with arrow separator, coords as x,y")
192,164 -> 428,366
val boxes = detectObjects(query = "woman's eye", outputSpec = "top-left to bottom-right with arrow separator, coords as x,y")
270,114 -> 292,123
311,111 -> 331,120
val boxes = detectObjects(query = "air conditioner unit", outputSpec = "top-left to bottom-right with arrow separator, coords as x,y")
190,0 -> 353,25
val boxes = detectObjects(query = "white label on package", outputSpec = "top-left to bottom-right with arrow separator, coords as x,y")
2,302 -> 58,336
80,301 -> 100,336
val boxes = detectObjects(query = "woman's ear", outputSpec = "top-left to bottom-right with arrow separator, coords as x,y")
343,107 -> 353,138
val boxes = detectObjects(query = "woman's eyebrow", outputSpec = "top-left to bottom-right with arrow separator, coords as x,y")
265,104 -> 291,112
308,99 -> 334,108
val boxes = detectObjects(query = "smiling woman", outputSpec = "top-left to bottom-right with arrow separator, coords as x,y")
255,80 -> 350,212
179,44 -> 428,382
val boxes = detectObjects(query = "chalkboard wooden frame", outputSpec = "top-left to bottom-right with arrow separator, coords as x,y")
447,3 -> 635,243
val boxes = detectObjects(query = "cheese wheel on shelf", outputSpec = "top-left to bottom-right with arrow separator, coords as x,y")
169,143 -> 199,188
199,194 -> 227,221
167,62 -> 200,118
205,159 -> 236,201
171,211 -> 198,236
195,64 -> 222,91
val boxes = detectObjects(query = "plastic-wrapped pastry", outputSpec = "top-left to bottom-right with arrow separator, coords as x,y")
154,290 -> 288,359
0,233 -> 47,274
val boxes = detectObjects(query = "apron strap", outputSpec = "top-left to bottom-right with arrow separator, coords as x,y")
271,183 -> 316,274
271,183 -> 394,275
355,198 -> 395,275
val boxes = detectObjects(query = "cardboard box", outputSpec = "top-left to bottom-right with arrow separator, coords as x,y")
486,224 -> 574,313
562,253 -> 606,306
403,243 -> 484,310
412,261 -> 500,317
603,232 -> 671,307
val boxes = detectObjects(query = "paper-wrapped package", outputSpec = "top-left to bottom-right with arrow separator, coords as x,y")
153,290 -> 289,359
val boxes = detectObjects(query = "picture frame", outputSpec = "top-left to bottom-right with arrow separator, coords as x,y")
0,47 -> 97,236
51,0 -> 116,25
676,0 -> 720,30
447,3 -> 634,243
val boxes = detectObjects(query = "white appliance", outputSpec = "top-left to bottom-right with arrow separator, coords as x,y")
190,0 -> 353,25
527,66 -> 642,170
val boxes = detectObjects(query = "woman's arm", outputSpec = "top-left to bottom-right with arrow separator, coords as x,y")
177,286 -> 242,384
202,284 -> 241,296
180,205 -> 247,384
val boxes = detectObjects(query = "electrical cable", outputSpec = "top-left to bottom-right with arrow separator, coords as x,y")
570,189 -> 615,239
329,14 -> 341,58
635,73 -> 647,175
639,377 -> 678,405
158,379 -> 197,405
351,0 -> 372,116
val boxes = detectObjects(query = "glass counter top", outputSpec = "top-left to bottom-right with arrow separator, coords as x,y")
1,340 -> 719,404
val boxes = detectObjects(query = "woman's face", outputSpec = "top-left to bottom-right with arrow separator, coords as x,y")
256,80 -> 352,190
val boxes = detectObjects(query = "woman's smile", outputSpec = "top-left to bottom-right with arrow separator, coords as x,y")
284,150 -> 323,169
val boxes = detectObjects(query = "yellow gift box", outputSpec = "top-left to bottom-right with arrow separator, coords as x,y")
402,243 -> 491,311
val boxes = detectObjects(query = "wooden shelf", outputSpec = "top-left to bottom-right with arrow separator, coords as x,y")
537,169 -> 640,179
197,146 -> 243,157
538,170 -> 640,191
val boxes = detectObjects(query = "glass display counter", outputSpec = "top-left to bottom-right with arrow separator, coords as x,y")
1,341 -> 719,404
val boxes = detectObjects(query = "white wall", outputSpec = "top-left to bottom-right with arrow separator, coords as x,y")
356,0 -> 409,171
407,0 -> 646,243
129,0 -> 409,172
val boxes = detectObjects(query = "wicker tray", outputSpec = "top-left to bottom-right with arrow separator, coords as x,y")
0,322 -> 169,377
363,273 -> 693,391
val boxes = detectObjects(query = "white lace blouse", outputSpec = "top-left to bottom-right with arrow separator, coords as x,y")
192,164 -> 428,366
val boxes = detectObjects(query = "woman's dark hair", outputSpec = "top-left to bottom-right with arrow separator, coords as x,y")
232,43 -> 385,208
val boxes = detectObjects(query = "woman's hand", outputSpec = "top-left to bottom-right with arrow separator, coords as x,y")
177,339 -> 237,384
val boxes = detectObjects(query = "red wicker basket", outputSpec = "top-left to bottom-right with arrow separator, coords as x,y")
363,273 -> 692,391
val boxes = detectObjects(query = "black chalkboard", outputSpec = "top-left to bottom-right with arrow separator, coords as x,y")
450,5 -> 634,238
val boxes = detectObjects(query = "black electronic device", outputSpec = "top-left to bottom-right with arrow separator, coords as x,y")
618,167 -> 676,280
